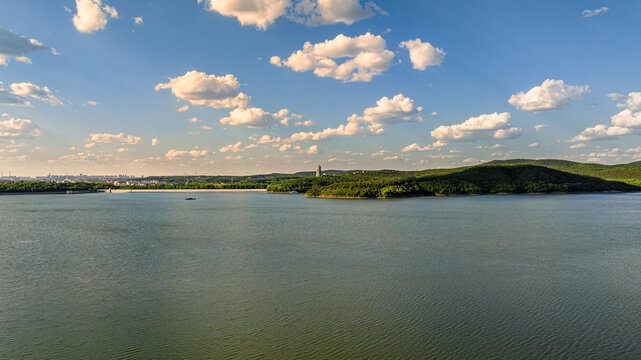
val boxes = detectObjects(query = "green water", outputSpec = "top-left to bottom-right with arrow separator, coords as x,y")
1,192 -> 640,359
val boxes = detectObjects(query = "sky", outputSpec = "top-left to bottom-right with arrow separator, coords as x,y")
1,0 -> 641,176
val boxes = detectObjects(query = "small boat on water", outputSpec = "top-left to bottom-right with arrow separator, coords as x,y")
185,197 -> 197,200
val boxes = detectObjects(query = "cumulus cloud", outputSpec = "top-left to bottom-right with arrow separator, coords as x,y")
73,0 -> 118,33
570,124 -> 634,142
571,92 -> 641,142
151,137 -> 159,146
582,7 -> 608,18
401,140 -> 447,152
86,100 -> 98,106
89,132 -> 142,144
272,108 -> 302,126
134,16 -> 144,25
291,0 -> 377,26
177,105 -> 189,112
608,92 -> 641,111
272,32 -> 395,82
287,94 -> 421,142
199,0 -> 289,30
534,124 -> 546,131
0,85 -> 29,106
570,143 -> 586,149
219,141 -> 244,153
155,70 -> 250,109
400,38 -> 445,70
0,114 -> 41,139
278,143 -> 319,154
220,107 -> 272,127
431,112 -> 520,141
0,27 -> 56,66
165,148 -> 208,160
508,79 -> 589,112
9,82 -> 61,105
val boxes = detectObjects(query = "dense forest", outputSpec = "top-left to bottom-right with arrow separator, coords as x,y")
0,181 -> 111,193
267,163 -> 641,198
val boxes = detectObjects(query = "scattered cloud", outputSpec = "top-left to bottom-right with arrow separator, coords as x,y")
219,141 -> 244,153
89,132 -> 142,145
0,27 -> 57,66
290,0 -> 378,26
199,0 -> 290,30
570,143 -> 586,149
271,32 -> 395,82
0,114 -> 41,139
608,92 -> 641,111
582,7 -> 608,18
508,79 -> 589,112
287,94 -> 420,142
73,0 -> 118,33
151,137 -> 159,146
189,117 -> 200,123
165,148 -> 209,160
431,112 -> 521,141
86,100 -> 98,106
272,108 -> 302,126
570,124 -> 634,142
155,70 -> 249,109
400,38 -> 445,70
134,16 -> 144,25
177,104 -> 189,112
220,107 -> 273,127
534,124 -> 546,131
9,82 -> 61,105
295,119 -> 314,126
528,142 -> 539,147
402,140 -> 447,152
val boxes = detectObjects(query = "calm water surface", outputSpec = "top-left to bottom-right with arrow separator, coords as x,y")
1,192 -> 641,359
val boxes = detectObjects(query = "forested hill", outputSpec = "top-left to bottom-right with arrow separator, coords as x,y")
267,163 -> 641,198
484,159 -> 641,182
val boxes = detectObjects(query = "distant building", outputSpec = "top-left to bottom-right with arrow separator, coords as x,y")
316,164 -> 322,177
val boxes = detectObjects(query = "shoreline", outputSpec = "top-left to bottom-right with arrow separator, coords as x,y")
303,190 -> 637,200
103,189 -> 266,193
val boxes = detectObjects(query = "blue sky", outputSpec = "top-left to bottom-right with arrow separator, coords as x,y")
1,0 -> 641,176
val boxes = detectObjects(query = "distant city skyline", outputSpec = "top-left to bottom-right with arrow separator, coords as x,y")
2,1 -> 641,176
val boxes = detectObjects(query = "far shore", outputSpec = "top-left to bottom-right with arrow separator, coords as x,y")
102,189 -> 266,193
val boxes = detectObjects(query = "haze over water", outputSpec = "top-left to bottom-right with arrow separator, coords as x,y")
2,192 -> 641,359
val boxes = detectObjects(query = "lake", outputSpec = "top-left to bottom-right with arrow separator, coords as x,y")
1,192 -> 640,359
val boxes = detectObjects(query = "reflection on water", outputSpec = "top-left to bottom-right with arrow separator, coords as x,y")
1,192 -> 641,359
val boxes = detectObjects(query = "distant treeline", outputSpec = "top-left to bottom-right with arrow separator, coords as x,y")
0,181 -> 112,193
267,165 -> 641,198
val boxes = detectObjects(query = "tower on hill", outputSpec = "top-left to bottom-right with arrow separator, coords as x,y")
316,164 -> 321,177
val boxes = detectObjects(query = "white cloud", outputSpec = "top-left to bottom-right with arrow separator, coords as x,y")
610,92 -> 641,111
224,155 -> 243,160
0,84 -> 30,106
570,124 -> 635,142
73,0 -> 118,33
9,82 -> 61,105
582,7 -> 608,18
272,108 -> 302,126
528,142 -> 539,148
117,147 -> 129,153
165,148 -> 209,160
295,119 -> 313,126
85,142 -> 96,148
291,0 -> 377,26
189,117 -> 200,123
570,143 -> 586,149
286,94 -> 420,142
199,0 -> 290,30
278,143 -> 319,154
272,32 -> 395,82
201,125 -> 212,130
508,79 -> 589,112
89,132 -> 142,144
134,16 -> 144,25
534,124 -> 546,131
219,141 -> 244,153
370,149 -> 389,157
0,27 -> 56,65
402,140 -> 447,152
400,38 -> 445,70
151,137 -> 159,146
155,70 -> 249,109
0,115 -> 41,139
177,105 -> 189,112
431,112 -> 520,141
86,100 -> 98,106
347,94 -> 423,124
220,107 -> 272,127
611,109 -> 641,128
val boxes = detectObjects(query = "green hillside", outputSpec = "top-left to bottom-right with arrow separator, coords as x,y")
267,163 -> 641,199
